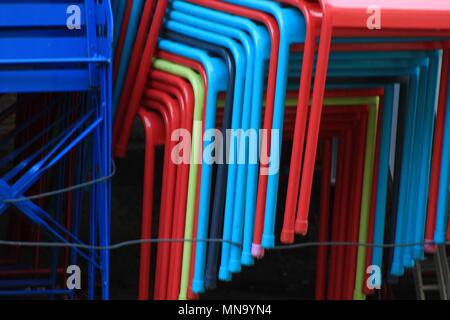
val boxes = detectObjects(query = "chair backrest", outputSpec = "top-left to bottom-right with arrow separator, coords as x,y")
321,0 -> 450,30
0,0 -> 113,93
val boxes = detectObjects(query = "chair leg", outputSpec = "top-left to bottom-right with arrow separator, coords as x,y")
138,110 -> 159,300
316,139 -> 332,300
98,66 -> 112,301
296,22 -> 333,236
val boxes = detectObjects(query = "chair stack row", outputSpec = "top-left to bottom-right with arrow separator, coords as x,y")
111,0 -> 450,300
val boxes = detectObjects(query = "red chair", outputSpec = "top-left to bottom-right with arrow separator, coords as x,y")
321,113 -> 367,300
138,89 -> 181,300
295,0 -> 450,238
270,0 -> 450,245
136,107 -> 165,300
146,71 -> 195,300
154,51 -> 208,300
114,0 -> 168,157
113,0 -> 156,142
425,50 -> 450,249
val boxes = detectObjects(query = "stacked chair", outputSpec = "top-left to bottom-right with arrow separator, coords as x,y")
112,0 -> 450,300
0,1 -> 113,299
3,0 -> 447,300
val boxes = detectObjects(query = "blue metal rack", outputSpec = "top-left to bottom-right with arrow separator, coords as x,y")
0,0 -> 113,300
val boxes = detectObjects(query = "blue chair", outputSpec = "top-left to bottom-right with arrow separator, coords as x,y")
435,75 -> 450,245
163,13 -> 249,294
0,0 -> 113,299
170,0 -> 271,286
170,3 -> 264,284
168,9 -> 254,282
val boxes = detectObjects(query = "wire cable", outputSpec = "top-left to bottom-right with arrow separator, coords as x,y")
1,160 -> 116,203
0,238 -> 448,252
